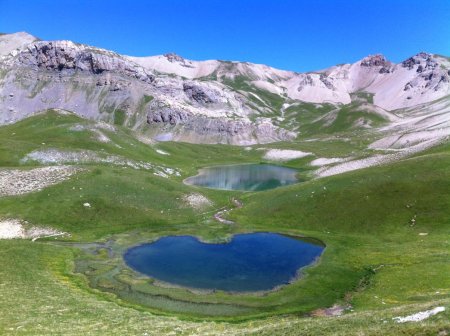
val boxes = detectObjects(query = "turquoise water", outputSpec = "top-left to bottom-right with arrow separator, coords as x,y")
124,233 -> 324,292
184,164 -> 299,191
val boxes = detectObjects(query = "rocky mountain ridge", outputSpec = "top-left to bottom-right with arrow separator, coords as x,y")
131,51 -> 450,110
0,32 -> 449,145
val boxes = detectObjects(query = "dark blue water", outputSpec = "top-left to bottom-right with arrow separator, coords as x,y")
184,164 -> 299,191
124,233 -> 324,292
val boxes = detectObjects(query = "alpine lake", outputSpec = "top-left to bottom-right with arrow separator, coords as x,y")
73,164 -> 325,318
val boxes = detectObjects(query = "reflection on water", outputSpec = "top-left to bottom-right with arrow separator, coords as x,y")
184,164 -> 299,191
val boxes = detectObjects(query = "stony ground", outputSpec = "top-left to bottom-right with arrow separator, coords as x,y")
0,218 -> 64,240
0,166 -> 81,197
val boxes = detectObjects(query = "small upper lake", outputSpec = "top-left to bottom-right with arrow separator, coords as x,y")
184,164 -> 299,191
123,233 -> 324,292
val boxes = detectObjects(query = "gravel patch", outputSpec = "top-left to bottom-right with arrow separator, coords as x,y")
69,123 -> 113,143
0,166 -> 81,197
264,149 -> 312,161
21,148 -> 180,177
22,149 -> 100,165
0,219 -> 65,240
310,157 -> 346,167
94,121 -> 116,132
316,154 -> 391,177
393,306 -> 445,323
91,129 -> 111,143
183,193 -> 212,210
134,134 -> 155,145
156,149 -> 170,155
316,138 -> 444,177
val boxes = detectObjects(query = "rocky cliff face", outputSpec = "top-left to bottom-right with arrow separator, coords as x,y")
14,40 -> 158,89
182,82 -> 220,104
0,32 -> 449,145
401,52 -> 449,93
0,33 -> 293,145
146,103 -> 295,145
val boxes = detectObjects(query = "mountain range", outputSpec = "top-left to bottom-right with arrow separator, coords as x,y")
1,31 -> 449,149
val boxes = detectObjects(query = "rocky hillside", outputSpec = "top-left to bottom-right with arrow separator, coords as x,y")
0,32 -> 449,145
132,51 -> 450,110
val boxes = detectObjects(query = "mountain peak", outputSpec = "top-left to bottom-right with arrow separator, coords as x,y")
0,31 -> 38,56
401,52 -> 437,70
360,54 -> 389,67
1,31 -> 36,39
164,52 -> 186,63
414,51 -> 433,59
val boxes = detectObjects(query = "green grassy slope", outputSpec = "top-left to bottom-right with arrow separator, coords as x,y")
0,111 -> 449,334
232,144 -> 450,314
0,110 -> 264,171
219,73 -> 390,139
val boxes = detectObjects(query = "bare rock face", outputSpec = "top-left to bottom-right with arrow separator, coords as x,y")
146,104 -> 295,145
164,52 -> 185,63
401,53 -> 449,92
183,82 -> 219,104
16,40 -> 155,83
147,105 -> 191,125
360,54 -> 389,67
163,52 -> 194,68
360,54 -> 392,74
319,74 -> 335,90
1,35 -> 293,145
401,52 -> 439,75
297,75 -> 314,91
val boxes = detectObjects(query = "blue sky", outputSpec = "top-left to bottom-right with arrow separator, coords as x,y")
1,0 -> 449,72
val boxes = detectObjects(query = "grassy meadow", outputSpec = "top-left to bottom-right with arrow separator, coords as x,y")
0,110 -> 448,334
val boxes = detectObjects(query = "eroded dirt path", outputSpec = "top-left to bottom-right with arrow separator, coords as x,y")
214,197 -> 243,225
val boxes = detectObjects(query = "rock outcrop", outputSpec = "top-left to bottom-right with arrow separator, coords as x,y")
360,54 -> 392,74
15,40 -> 155,83
183,82 -> 219,104
148,106 -> 191,125
146,103 -> 295,145
360,54 -> 390,68
400,52 -> 449,93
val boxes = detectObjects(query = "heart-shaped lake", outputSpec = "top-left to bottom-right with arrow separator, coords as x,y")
123,232 -> 324,292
